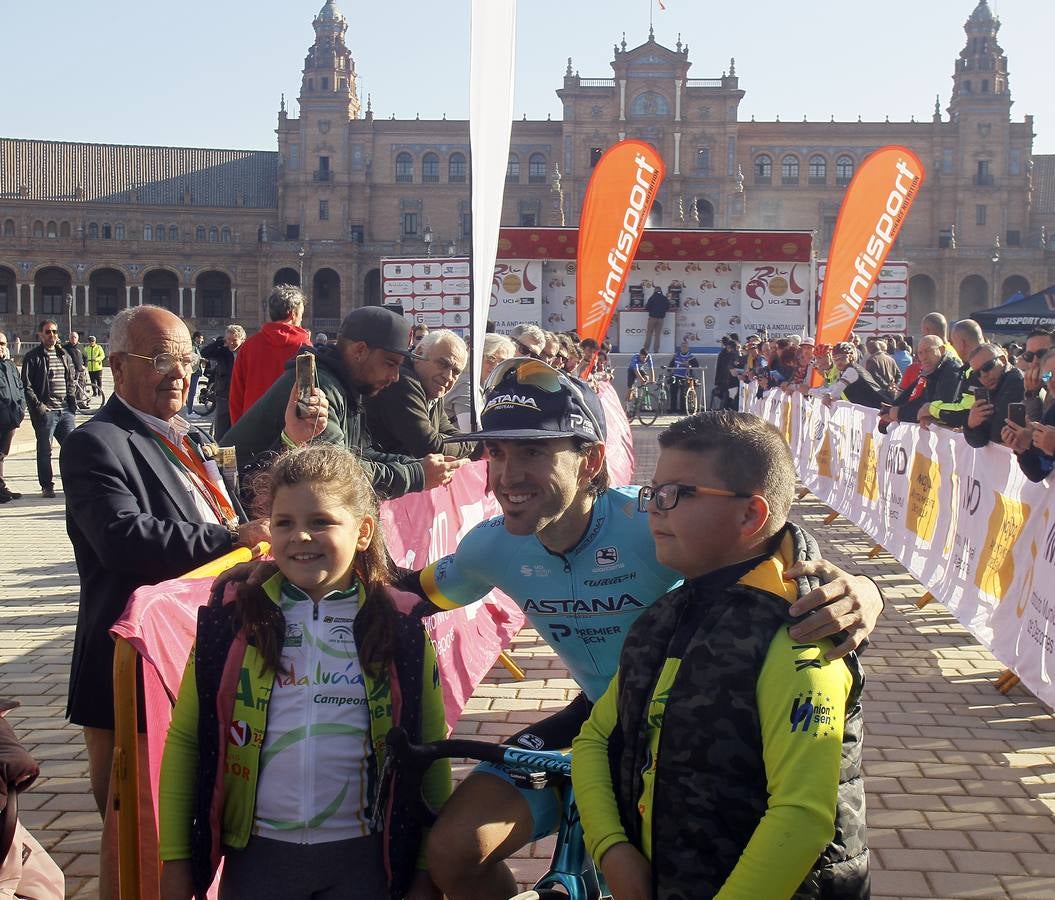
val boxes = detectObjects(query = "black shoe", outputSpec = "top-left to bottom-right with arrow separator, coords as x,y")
42,486 -> 57,499
1,489 -> 21,501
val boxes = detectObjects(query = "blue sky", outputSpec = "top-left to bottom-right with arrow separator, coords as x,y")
4,0 -> 1051,152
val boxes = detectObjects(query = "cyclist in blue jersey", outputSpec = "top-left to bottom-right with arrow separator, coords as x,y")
420,358 -> 885,900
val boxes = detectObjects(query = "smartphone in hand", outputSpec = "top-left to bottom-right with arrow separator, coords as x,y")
295,353 -> 317,418
972,387 -> 990,404
1008,402 -> 1027,428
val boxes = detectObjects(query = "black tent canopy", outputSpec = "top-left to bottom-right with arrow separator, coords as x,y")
972,284 -> 1055,332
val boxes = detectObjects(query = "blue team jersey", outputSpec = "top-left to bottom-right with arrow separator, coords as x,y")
421,486 -> 682,702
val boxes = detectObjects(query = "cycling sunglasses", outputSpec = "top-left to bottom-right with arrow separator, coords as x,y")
485,357 -> 605,440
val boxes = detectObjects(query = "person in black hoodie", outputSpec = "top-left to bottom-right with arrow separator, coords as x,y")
963,343 -> 1025,448
882,335 -> 961,426
809,341 -> 892,409
201,324 -> 245,440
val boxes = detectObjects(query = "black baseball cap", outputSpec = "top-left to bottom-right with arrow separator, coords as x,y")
450,358 -> 607,443
338,307 -> 412,357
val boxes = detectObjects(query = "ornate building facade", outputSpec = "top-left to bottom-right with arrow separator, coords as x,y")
0,0 -> 1051,341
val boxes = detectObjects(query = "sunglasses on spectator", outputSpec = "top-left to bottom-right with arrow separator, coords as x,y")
42,328 -> 59,335
123,352 -> 195,375
975,358 -> 1003,375
638,482 -> 753,513
514,340 -> 541,359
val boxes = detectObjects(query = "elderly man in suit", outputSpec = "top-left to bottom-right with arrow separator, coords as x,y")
59,305 -> 326,821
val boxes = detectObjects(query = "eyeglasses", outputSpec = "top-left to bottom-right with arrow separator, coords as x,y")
638,482 -> 752,513
514,340 -> 541,360
42,329 -> 59,335
123,352 -> 195,375
485,357 -> 605,440
976,358 -> 1003,375
416,354 -> 462,378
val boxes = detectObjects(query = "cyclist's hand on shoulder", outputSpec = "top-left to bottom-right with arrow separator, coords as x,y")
786,560 -> 884,660
601,842 -> 652,900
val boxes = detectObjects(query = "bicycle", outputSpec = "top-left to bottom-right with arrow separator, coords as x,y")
626,379 -> 665,426
383,727 -> 611,900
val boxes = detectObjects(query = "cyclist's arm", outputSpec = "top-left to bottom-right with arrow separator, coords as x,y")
158,651 -> 200,861
715,630 -> 851,900
419,521 -> 503,610
417,635 -> 453,868
571,674 -> 631,866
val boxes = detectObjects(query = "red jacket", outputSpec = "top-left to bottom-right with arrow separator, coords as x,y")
228,321 -> 310,423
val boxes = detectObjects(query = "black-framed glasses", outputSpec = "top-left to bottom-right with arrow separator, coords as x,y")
514,339 -> 541,360
123,352 -> 195,375
41,328 -> 59,335
638,482 -> 752,513
976,358 -> 1003,375
1020,350 -> 1049,363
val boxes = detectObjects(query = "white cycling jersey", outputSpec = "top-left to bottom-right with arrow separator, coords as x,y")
253,581 -> 372,844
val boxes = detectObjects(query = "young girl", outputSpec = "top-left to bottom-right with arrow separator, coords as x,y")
159,444 -> 450,900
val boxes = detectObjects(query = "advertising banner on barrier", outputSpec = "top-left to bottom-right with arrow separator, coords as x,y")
747,391 -> 1054,707
576,140 -> 665,345
812,147 -> 925,382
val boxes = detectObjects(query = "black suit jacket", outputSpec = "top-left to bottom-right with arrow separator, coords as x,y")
59,396 -> 235,728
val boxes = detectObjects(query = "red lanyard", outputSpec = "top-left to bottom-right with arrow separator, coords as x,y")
151,433 -> 237,525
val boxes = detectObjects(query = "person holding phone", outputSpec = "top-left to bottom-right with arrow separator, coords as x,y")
1003,348 -> 1055,480
963,344 -> 1024,448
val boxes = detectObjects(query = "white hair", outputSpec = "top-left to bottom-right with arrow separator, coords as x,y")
226,324 -> 246,341
510,323 -> 545,346
109,306 -> 159,354
416,329 -> 467,361
483,333 -> 515,359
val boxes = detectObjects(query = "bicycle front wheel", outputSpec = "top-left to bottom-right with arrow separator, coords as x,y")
637,389 -> 659,426
685,384 -> 699,416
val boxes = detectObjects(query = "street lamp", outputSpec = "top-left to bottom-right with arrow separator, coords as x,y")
297,245 -> 306,287
423,224 -> 433,257
64,292 -> 73,337
991,235 -> 1001,303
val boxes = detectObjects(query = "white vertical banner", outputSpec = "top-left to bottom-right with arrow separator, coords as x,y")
469,0 -> 517,426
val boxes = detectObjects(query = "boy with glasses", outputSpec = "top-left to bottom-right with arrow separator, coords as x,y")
573,412 -> 868,898
20,320 -> 77,498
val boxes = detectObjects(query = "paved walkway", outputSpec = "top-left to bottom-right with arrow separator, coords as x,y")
3,414 -> 1055,897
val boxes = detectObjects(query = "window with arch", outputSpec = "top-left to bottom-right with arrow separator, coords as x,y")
88,222 -> 99,239
156,224 -> 166,241
196,226 -> 206,242
144,224 -> 153,241
221,227 -> 232,243
32,221 -> 43,238
46,221 -> 57,238
449,153 -> 467,183
396,152 -> 413,183
2,219 -> 14,237
781,155 -> 800,185
208,226 -> 219,242
629,91 -> 670,117
115,223 -> 125,240
102,223 -> 112,239
836,155 -> 855,186
169,225 -> 179,241
754,155 -> 772,184
528,153 -> 547,184
422,152 -> 440,183
506,154 -> 520,184
808,155 -> 827,184
60,221 -> 71,238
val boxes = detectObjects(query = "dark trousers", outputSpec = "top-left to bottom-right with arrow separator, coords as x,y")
670,376 -> 687,414
212,397 -> 231,441
187,372 -> 201,414
219,833 -> 385,900
34,409 -> 76,488
88,370 -> 103,395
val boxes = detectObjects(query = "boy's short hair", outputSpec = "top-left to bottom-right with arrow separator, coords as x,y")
658,411 -> 795,538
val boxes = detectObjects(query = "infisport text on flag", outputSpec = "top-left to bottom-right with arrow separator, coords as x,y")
576,141 -> 665,344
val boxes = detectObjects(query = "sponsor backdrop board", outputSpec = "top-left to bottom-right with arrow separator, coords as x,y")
817,260 -> 909,336
540,259 -> 810,352
381,257 -> 541,337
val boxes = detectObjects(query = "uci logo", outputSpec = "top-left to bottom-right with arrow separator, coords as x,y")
884,446 -> 908,476
962,477 -> 982,516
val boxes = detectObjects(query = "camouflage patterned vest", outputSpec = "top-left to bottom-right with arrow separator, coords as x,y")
612,524 -> 869,899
